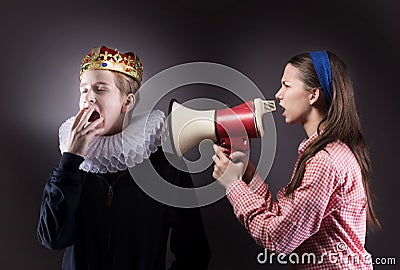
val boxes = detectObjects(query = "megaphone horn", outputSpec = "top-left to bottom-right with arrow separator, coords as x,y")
168,98 -> 276,157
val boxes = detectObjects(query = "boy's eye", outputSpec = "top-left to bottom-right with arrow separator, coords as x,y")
80,89 -> 88,94
96,87 -> 108,92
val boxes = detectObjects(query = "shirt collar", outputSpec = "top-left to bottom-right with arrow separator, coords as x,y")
298,130 -> 320,155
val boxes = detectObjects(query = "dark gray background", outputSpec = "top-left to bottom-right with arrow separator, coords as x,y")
0,0 -> 399,269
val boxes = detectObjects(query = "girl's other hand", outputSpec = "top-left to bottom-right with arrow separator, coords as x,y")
66,106 -> 104,157
212,144 -> 248,189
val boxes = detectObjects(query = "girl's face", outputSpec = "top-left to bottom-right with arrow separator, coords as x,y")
275,64 -> 312,125
79,70 -> 129,136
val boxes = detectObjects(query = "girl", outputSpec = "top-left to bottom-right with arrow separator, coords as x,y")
37,46 -> 210,270
212,50 -> 379,269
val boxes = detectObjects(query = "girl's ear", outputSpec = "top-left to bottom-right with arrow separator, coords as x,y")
122,93 -> 135,113
309,88 -> 322,106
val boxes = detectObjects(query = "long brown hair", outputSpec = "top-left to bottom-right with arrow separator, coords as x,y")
284,51 -> 380,228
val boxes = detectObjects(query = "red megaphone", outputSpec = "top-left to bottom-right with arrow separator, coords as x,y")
167,98 -> 276,156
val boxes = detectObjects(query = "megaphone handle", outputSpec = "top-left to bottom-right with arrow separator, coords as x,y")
218,136 -> 250,155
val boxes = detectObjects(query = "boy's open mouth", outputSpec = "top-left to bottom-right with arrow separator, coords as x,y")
88,110 -> 101,123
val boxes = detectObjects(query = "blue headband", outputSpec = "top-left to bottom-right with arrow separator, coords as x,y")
308,50 -> 333,103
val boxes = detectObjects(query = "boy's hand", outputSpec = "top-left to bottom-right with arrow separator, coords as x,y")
66,106 -> 104,157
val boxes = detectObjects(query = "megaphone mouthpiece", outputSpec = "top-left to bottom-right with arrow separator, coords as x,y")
254,98 -> 276,138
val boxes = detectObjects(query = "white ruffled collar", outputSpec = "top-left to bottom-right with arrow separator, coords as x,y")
59,110 -> 165,173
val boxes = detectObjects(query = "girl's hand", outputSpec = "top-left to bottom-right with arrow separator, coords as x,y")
66,106 -> 104,157
212,144 -> 248,189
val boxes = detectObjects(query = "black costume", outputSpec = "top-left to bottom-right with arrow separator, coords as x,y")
37,148 -> 210,270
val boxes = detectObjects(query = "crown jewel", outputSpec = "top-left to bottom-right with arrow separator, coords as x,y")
80,46 -> 143,85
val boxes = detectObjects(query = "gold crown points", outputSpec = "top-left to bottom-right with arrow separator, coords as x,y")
80,47 -> 143,85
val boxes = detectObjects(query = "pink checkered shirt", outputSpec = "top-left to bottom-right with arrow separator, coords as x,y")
226,132 -> 373,269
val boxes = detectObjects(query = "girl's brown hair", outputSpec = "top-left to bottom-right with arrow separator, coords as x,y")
285,51 -> 380,228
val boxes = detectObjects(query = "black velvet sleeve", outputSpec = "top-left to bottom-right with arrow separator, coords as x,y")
37,153 -> 84,250
150,148 -> 211,270
168,169 -> 211,270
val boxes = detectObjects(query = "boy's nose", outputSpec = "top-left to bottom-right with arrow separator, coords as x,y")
85,91 -> 96,104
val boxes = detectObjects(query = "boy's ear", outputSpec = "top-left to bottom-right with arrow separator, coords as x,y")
122,93 -> 135,113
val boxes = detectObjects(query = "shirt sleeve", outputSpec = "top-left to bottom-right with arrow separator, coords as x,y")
153,153 -> 210,270
226,156 -> 340,254
168,168 -> 211,270
37,153 -> 84,250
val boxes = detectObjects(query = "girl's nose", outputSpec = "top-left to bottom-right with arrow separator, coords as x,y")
275,87 -> 283,100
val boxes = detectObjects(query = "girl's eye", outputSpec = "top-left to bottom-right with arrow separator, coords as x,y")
80,89 -> 88,94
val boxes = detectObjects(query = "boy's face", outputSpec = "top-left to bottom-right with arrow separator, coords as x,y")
79,70 -> 127,135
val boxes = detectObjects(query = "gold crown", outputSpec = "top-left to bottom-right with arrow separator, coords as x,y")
80,46 -> 143,85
